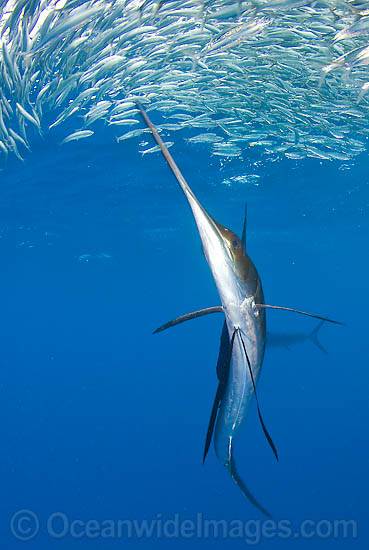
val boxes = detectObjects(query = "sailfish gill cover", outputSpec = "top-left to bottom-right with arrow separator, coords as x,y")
0,0 -> 368,548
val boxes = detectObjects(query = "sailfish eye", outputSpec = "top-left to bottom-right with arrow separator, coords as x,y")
232,239 -> 239,248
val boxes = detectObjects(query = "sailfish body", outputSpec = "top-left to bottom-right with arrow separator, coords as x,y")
214,256 -> 265,468
136,100 -> 271,512
136,101 -> 341,515
168,168 -> 266,469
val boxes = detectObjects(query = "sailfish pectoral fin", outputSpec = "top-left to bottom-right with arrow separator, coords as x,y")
237,329 -> 279,462
203,327 -> 235,464
229,451 -> 272,518
256,304 -> 344,325
153,306 -> 223,334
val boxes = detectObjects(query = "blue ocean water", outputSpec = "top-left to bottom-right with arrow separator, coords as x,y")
0,113 -> 368,549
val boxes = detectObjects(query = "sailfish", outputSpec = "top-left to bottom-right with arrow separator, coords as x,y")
136,101 -> 342,516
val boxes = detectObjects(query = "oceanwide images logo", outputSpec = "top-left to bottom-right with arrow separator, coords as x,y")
10,510 -> 358,544
10,510 -> 40,541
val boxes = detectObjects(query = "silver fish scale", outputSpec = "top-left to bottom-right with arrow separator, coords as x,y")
1,0 -> 369,162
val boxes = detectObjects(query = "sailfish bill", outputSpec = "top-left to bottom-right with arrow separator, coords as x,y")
137,100 -> 342,516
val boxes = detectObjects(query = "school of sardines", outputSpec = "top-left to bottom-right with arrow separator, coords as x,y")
1,0 -> 369,164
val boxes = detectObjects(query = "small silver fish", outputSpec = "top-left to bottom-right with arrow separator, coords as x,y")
61,130 -> 94,144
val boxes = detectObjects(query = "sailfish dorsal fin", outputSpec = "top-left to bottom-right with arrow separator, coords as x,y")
241,203 -> 247,250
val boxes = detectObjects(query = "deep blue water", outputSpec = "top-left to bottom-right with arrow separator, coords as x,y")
0,115 -> 368,548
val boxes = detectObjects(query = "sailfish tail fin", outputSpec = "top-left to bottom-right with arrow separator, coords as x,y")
228,449 -> 271,518
310,321 -> 328,354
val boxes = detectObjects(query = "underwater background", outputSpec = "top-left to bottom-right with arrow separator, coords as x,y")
1,0 -> 369,546
0,111 -> 368,549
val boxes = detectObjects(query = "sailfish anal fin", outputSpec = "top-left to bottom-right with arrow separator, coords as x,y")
216,321 -> 231,381
203,325 -> 235,464
223,328 -> 274,517
203,381 -> 225,465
